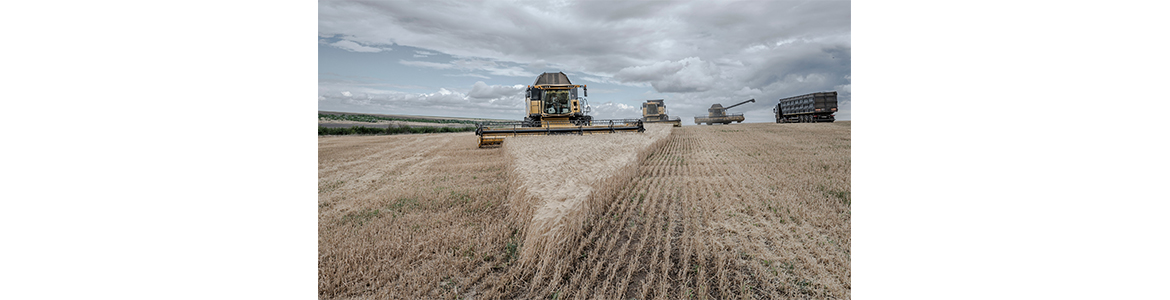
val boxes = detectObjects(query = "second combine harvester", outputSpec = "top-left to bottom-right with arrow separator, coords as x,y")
641,99 -> 681,127
475,72 -> 644,147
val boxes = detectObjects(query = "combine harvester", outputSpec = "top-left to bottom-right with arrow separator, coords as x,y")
475,72 -> 644,147
641,99 -> 681,127
694,99 -> 755,125
774,91 -> 838,123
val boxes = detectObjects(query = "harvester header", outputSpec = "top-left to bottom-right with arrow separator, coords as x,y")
475,72 -> 644,147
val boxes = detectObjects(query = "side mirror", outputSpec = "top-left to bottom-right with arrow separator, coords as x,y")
583,85 -> 587,97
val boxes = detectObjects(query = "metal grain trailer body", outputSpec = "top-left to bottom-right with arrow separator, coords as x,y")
774,91 -> 838,123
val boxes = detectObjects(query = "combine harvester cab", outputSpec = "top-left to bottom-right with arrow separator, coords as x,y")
476,72 -> 645,147
694,98 -> 755,125
774,91 -> 838,123
641,99 -> 681,127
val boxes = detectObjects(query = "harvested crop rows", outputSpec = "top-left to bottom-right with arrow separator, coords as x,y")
318,122 -> 850,299
318,133 -> 520,299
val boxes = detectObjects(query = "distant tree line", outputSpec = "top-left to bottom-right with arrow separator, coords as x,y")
318,125 -> 477,136
318,113 -> 479,124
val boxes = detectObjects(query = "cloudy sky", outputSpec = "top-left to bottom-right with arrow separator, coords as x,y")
319,0 -> 850,124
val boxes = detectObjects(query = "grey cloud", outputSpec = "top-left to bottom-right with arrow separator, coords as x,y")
613,57 -> 725,93
400,58 -> 535,77
319,81 -> 527,119
613,59 -> 688,82
320,1 -> 848,74
321,0 -> 850,119
468,81 -> 523,99
399,60 -> 455,69
589,101 -> 641,120
330,40 -> 389,52
446,73 -> 491,79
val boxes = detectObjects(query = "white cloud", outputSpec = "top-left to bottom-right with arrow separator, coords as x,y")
318,81 -> 529,119
445,73 -> 491,79
329,40 -> 389,53
468,81 -> 523,100
615,57 -> 720,93
399,60 -> 455,69
589,101 -> 641,120
400,58 -> 535,78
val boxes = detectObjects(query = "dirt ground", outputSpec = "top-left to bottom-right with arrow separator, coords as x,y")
319,122 -> 850,299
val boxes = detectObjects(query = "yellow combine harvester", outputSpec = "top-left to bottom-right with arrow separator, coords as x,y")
476,72 -> 644,147
641,99 -> 681,127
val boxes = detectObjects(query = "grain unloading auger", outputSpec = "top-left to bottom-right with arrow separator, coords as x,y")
476,72 -> 645,148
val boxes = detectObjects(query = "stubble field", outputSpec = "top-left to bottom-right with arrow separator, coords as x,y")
319,121 -> 850,299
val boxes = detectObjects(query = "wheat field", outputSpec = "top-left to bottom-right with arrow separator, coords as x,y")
319,121 -> 851,299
